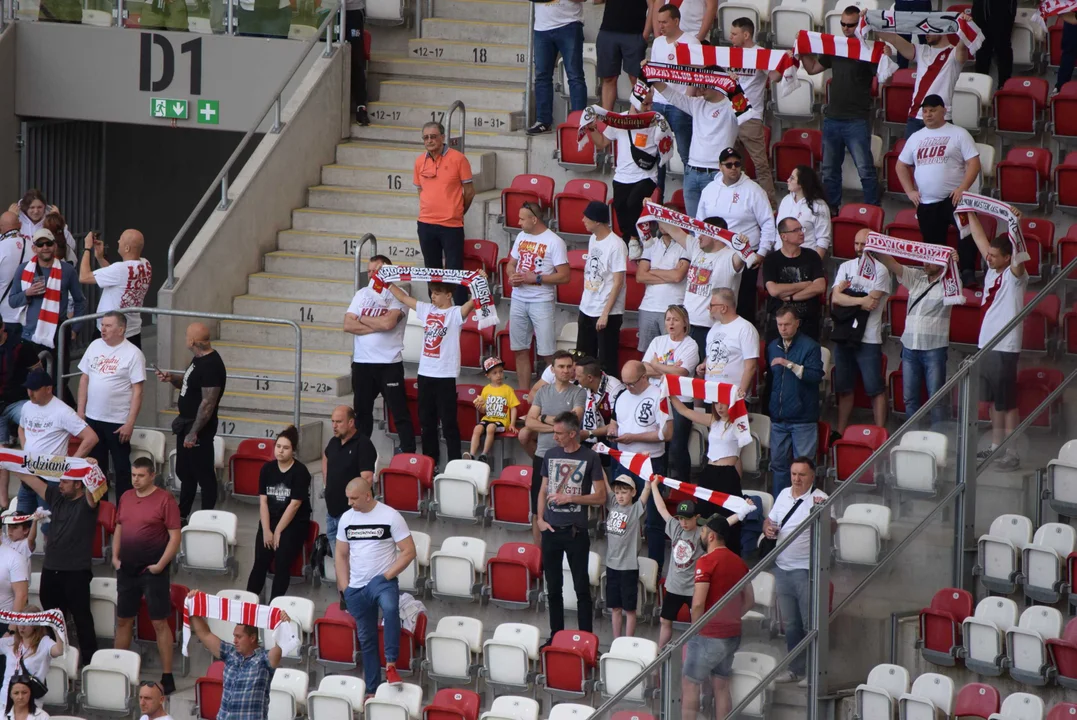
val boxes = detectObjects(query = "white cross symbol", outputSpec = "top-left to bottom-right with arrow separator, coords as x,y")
200,104 -> 217,122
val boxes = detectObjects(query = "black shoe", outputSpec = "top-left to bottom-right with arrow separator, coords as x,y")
160,673 -> 176,696
526,122 -> 552,135
356,106 -> 370,126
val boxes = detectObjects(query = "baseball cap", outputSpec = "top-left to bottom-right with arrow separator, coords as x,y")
718,147 -> 742,163
921,94 -> 946,109
610,474 -> 636,490
482,356 -> 504,373
674,500 -> 697,518
23,369 -> 51,391
705,514 -> 729,535
31,229 -> 54,243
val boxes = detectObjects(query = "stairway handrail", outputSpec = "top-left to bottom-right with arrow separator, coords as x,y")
353,233 -> 379,292
446,100 -> 466,156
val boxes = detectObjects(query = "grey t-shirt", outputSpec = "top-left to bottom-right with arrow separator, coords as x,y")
665,517 -> 703,597
605,495 -> 644,571
534,383 -> 587,456
542,445 -> 605,530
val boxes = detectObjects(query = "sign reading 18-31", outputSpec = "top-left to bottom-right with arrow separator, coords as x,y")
151,97 -> 188,120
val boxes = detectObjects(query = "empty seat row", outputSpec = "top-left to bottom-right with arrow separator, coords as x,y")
975,514 -> 1074,602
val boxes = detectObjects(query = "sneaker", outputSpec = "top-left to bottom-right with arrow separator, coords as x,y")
975,448 -> 993,462
462,452 -> 473,460
628,238 -> 643,260
478,454 -> 489,465
1051,86 -> 1061,100
356,106 -> 370,126
160,673 -> 176,696
797,676 -> 809,688
997,453 -> 1020,471
385,665 -> 403,685
774,670 -> 799,683
526,122 -> 552,135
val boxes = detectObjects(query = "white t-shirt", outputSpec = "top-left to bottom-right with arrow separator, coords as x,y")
768,487 -> 830,571
0,233 -> 29,325
697,174 -> 777,255
0,544 -> 28,613
580,233 -> 627,318
336,502 -> 411,589
20,397 -> 87,457
603,125 -> 660,185
510,228 -> 569,303
639,238 -> 690,312
676,0 -> 705,38
776,194 -> 832,252
707,420 -> 741,462
661,90 -> 746,169
346,286 -> 409,364
979,266 -> 1028,352
614,385 -> 667,458
533,0 -> 582,32
898,123 -> 980,204
704,315 -> 760,387
93,259 -> 152,337
416,302 -> 465,378
77,339 -> 146,425
683,237 -> 742,328
911,44 -> 963,120
0,635 -> 56,705
141,715 -> 174,720
642,335 -> 699,400
834,257 -> 891,345
649,34 -> 700,105
1,536 -> 30,563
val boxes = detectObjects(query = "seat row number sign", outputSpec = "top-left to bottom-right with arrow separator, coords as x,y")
152,97 -> 187,119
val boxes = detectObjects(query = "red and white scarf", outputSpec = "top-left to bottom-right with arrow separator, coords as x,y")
794,31 -> 897,85
593,442 -> 753,515
19,261 -> 63,349
576,106 -> 674,167
1,448 -> 108,502
860,232 -> 965,305
671,44 -> 802,97
952,193 -> 1030,268
0,609 -> 67,643
371,266 -> 497,330
636,200 -> 758,266
661,375 -> 752,449
907,46 -> 955,119
640,65 -> 756,118
1036,0 -> 1077,30
182,591 -> 285,656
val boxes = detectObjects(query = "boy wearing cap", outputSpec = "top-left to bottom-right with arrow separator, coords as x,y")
466,356 -> 520,464
652,494 -> 703,647
605,474 -> 652,638
578,201 -> 627,377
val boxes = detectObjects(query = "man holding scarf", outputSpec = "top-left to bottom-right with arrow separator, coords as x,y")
7,228 -> 85,363
873,27 -> 967,138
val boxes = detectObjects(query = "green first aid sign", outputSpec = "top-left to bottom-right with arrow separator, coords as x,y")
151,97 -> 188,119
197,100 -> 220,125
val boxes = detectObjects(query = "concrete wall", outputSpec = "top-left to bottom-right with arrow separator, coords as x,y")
0,27 -> 19,204
156,44 -> 349,407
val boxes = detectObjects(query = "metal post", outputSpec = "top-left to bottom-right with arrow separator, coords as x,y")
353,233 -> 378,292
324,5 -> 333,55
808,511 -> 831,718
954,365 -> 979,593
219,175 -> 231,211
414,0 -> 421,38
524,2 -> 535,128
271,96 -> 282,133
226,0 -> 233,34
116,0 -> 124,25
338,1 -> 345,47
661,656 -> 672,720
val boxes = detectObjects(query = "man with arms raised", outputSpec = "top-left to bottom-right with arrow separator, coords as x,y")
79,229 -> 152,348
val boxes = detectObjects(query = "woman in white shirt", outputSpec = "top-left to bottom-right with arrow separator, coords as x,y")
641,305 -> 699,483
777,165 -> 831,259
668,396 -> 745,555
4,676 -> 48,720
0,607 -> 63,704
635,222 -> 690,353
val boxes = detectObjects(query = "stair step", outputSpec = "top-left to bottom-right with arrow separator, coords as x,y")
218,389 -> 344,416
328,144 -> 498,192
352,124 -> 530,151
233,294 -> 350,326
420,17 -> 528,44
406,38 -> 528,67
276,230 -> 423,261
157,408 -> 323,462
376,79 -> 525,111
308,187 -> 420,215
219,318 -> 354,352
214,340 -> 353,375
225,366 -> 352,397
430,0 -> 528,23
292,208 -> 417,238
248,271 -> 354,301
363,100 -> 519,133
371,55 -> 528,85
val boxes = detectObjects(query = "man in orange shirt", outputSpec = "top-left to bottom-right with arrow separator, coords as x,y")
413,122 -> 475,305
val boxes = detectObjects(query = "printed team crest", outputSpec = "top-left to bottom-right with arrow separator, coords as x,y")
658,135 -> 673,155
862,258 -> 876,281
672,538 -> 695,568
731,193 -> 740,204
636,399 -> 656,426
423,314 -> 448,358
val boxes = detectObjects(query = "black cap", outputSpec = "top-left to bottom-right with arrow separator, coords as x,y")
674,500 -> 697,518
921,94 -> 946,109
705,515 -> 729,536
583,200 -> 610,224
23,369 -> 51,391
718,147 -> 742,163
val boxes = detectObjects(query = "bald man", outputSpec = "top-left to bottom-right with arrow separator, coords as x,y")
156,322 -> 226,520
608,359 -> 672,567
335,476 -> 415,692
321,405 -> 376,557
79,229 -> 151,349
0,212 -> 29,356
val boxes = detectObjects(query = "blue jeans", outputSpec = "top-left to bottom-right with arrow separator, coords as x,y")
902,346 -> 948,426
345,575 -> 400,692
534,21 -> 586,125
618,455 -> 667,571
821,117 -> 879,209
904,118 -> 925,139
770,422 -> 818,497
683,166 -> 719,218
0,400 -> 26,444
325,514 -> 339,557
774,567 -> 811,676
654,103 -> 693,198
1059,19 -> 1077,90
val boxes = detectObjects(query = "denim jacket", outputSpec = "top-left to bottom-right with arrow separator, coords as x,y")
767,332 -> 824,424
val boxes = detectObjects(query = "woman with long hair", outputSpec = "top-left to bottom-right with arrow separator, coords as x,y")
641,304 -> 698,484
0,605 -> 63,704
777,165 -> 832,259
10,193 -> 74,259
5,676 -> 47,720
246,425 -> 312,600
39,214 -> 75,265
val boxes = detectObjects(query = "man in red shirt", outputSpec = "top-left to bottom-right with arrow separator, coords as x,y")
683,515 -> 753,720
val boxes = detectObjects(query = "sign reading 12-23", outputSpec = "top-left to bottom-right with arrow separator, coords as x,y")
139,32 -> 202,95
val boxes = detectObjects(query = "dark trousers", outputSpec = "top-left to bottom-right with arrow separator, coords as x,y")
576,312 -> 622,377
87,418 -> 132,506
417,222 -> 468,306
973,0 -> 1017,88
736,266 -> 759,326
41,568 -> 96,661
417,375 -> 460,467
612,179 -> 657,242
175,434 -> 217,520
247,520 -> 309,600
345,9 -> 368,109
352,361 -> 416,452
541,525 -> 593,634
1059,19 -> 1077,90
916,198 -> 978,274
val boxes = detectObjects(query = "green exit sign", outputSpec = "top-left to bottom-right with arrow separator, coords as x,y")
151,97 -> 188,120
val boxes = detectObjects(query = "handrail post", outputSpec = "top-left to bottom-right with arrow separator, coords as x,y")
524,2 -> 534,128
271,96 -> 283,133
226,0 -> 233,34
954,362 -> 979,593
353,233 -> 378,292
219,175 -> 230,211
446,100 -> 466,155
808,511 -> 831,715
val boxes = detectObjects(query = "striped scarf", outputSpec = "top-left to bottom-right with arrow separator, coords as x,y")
1036,0 -> 1077,29
19,261 -> 63,349
953,193 -> 1030,268
576,107 -> 674,167
371,266 -> 498,330
641,65 -> 755,119
182,591 -> 284,656
661,376 -> 752,449
636,200 -> 757,265
0,449 -> 108,503
861,10 -> 984,53
859,233 -> 965,305
794,31 -> 897,85
0,609 -> 67,643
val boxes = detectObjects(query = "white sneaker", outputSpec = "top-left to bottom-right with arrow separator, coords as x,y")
628,238 -> 643,260
797,676 -> 809,688
774,670 -> 799,683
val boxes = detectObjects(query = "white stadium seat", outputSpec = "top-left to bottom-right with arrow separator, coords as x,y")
307,675 -> 366,720
1006,606 -> 1063,686
976,143 -> 997,184
265,596 -> 315,660
836,503 -> 891,564
482,622 -> 541,693
129,428 -> 167,473
429,537 -> 487,602
855,664 -> 910,720
952,72 -> 994,135
989,691 -> 1046,720
771,0 -> 824,48
547,704 -> 594,720
399,529 -> 431,595
79,649 -> 140,714
424,615 -> 483,687
962,597 -> 1019,677
43,645 -> 78,710
433,459 -> 491,522
599,637 -> 657,703
717,0 -> 771,41
208,589 -> 261,644
773,68 -> 817,124
29,571 -> 40,608
480,696 -> 540,720
731,652 -> 777,717
365,682 -> 424,720
890,431 -> 948,494
1022,522 -> 1076,604
179,509 -> 239,576
1047,439 -> 1077,517
89,577 -> 117,642
897,672 -> 953,720
560,552 -> 602,612
366,0 -> 405,23
975,514 -> 1033,594
269,669 -> 310,720
743,570 -> 775,627
556,323 -> 579,354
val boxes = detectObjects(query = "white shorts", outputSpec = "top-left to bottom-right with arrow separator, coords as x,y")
509,298 -> 557,356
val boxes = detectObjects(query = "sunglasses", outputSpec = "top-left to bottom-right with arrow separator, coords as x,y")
33,240 -> 54,248
722,161 -> 742,169
139,681 -> 163,692
840,21 -> 858,27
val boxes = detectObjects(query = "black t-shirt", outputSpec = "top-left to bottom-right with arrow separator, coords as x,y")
600,0 -> 649,34
324,432 -> 377,518
820,56 -> 877,120
43,485 -> 98,572
259,461 -> 312,526
176,351 -> 227,439
541,445 -> 606,530
763,248 -> 826,326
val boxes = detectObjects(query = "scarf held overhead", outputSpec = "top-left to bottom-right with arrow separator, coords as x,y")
794,31 -> 897,85
670,44 -> 802,97
952,192 -> 1030,267
0,609 -> 67,643
372,266 -> 498,330
636,200 -> 757,265
19,261 -> 63,349
1036,0 -> 1077,29
860,232 -> 965,305
862,10 -> 984,53
0,449 -> 108,502
661,375 -> 752,449
641,64 -> 756,117
182,591 -> 287,656
576,107 -> 674,168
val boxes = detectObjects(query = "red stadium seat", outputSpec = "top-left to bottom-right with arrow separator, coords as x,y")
668,189 -> 686,215
502,175 -> 556,231
194,661 -> 226,720
625,262 -> 644,311
268,520 -> 318,583
830,424 -> 888,485
378,453 -> 435,515
1055,151 -> 1077,212
887,285 -> 909,339
514,389 -> 531,424
953,682 -> 1000,719
948,288 -> 985,348
1017,366 -> 1063,428
136,583 -> 188,653
1022,291 -> 1060,353
817,421 -> 833,470
741,125 -> 772,181
487,542 -> 543,609
490,465 -> 533,528
540,630 -> 599,698
557,250 -> 588,306
884,208 -> 923,247
460,312 -> 495,369
456,384 -> 482,440
888,368 -> 927,417
386,377 -> 420,442
831,204 -> 885,261
1063,304 -> 1077,355
312,604 -> 359,671
996,146 -> 1052,208
772,129 -> 822,181
495,325 -> 534,373
1050,703 -> 1077,720
1051,82 -> 1077,143
993,76 -> 1049,143
423,689 -> 481,720
382,611 -> 426,674
618,326 -> 642,365
555,179 -> 608,238
92,500 -> 116,564
557,111 -> 598,171
462,239 -> 499,276
881,68 -> 916,128
883,138 -> 908,196
1021,217 -> 1055,259
830,355 -> 887,410
498,257 -> 515,300
230,439 -> 275,501
1047,617 -> 1077,691
918,587 -> 973,666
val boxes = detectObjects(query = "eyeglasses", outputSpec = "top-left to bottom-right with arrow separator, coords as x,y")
722,161 -> 742,169
419,156 -> 439,180
422,134 -> 442,140
33,240 -> 54,248
840,21 -> 858,27
780,227 -> 805,235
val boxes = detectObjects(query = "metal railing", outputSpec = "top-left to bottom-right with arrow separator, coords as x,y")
56,308 -> 304,438
165,0 -> 343,289
352,233 -> 378,292
446,100 -> 466,155
588,253 -> 1077,720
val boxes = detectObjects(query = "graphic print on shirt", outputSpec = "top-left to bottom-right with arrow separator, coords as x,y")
635,398 -> 656,426
583,378 -> 616,432
706,335 -> 732,376
120,263 -> 152,308
88,352 -> 122,376
515,240 -> 548,275
584,250 -> 603,293
672,537 -> 697,570
266,482 -> 291,504
344,523 -> 393,541
686,254 -> 713,296
179,364 -> 194,398
485,394 -> 508,421
606,507 -> 632,535
914,136 -> 953,165
547,457 -> 586,513
778,264 -> 813,319
422,312 -> 448,359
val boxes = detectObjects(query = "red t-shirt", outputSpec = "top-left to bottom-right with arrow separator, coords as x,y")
116,486 -> 181,571
693,547 -> 750,638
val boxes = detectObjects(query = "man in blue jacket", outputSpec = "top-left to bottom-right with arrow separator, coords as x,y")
767,304 -> 824,496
